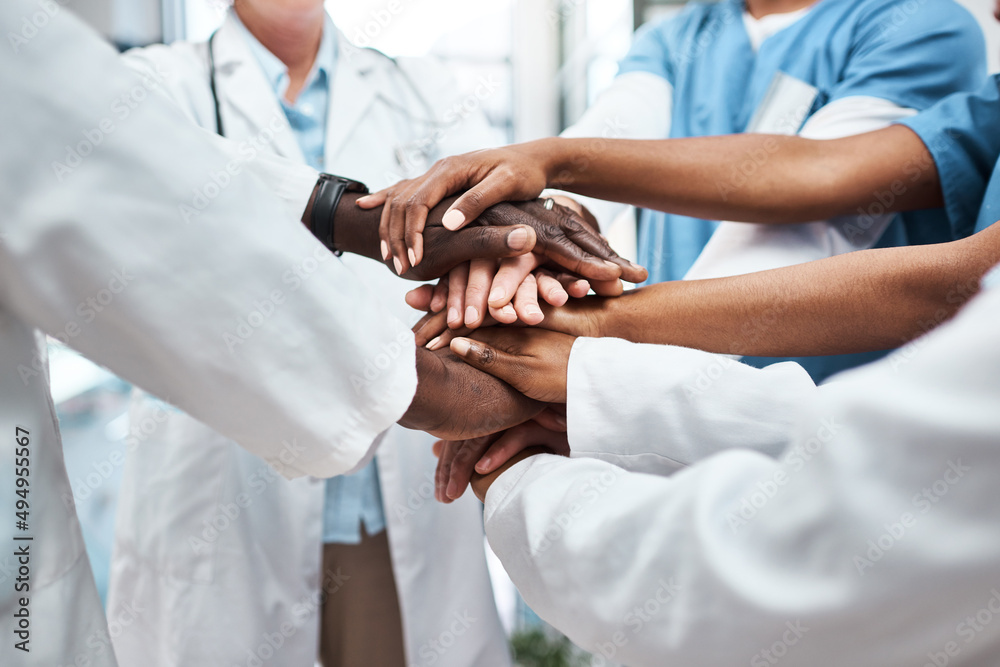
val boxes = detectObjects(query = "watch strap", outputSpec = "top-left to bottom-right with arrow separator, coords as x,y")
311,174 -> 369,255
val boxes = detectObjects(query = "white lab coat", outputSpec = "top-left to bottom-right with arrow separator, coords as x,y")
106,15 -> 509,667
484,282 -> 1000,666
0,3 -> 419,666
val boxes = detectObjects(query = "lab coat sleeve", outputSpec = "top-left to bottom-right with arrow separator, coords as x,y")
0,2 -> 416,479
550,71 -> 673,229
485,286 -> 1000,666
566,337 -> 815,474
120,43 -> 319,226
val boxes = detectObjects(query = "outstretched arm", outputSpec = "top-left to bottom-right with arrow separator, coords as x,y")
360,124 -> 942,267
415,223 -> 1000,358
542,222 -> 1000,356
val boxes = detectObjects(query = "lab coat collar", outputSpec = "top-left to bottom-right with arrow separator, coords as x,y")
211,11 -> 380,170
323,34 -> 381,164
228,10 -> 338,105
211,12 -> 305,163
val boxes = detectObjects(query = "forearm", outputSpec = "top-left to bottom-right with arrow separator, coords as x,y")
567,226 -> 1000,356
300,189 -> 402,264
537,125 -> 942,224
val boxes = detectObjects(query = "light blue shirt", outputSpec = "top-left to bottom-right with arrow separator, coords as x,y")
234,12 -> 387,544
619,0 -> 985,382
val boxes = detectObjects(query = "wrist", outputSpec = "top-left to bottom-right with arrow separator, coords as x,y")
471,446 -> 548,503
305,175 -> 372,256
533,138 -> 569,186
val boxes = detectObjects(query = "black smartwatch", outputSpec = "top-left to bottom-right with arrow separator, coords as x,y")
310,174 -> 369,255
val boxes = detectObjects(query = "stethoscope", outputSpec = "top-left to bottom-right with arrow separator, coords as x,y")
206,28 -> 458,170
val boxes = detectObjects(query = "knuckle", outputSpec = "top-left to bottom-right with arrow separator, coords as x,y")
477,346 -> 497,366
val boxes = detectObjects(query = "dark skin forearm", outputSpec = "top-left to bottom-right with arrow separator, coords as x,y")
301,190 -> 454,267
545,224 -> 1000,356
538,125 -> 943,224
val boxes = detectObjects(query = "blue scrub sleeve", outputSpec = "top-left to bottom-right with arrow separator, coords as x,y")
826,0 -> 985,111
617,14 -> 679,83
899,76 -> 1000,238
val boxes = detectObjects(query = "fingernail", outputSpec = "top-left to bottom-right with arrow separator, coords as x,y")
603,260 -> 620,270
407,248 -> 417,266
477,457 -> 492,473
442,209 -> 466,230
525,305 -> 542,317
629,260 -> 643,270
357,194 -> 371,203
393,257 -> 403,274
506,227 -> 530,250
554,414 -> 567,428
446,480 -> 458,499
450,338 -> 472,356
447,307 -> 461,325
380,240 -> 389,261
488,287 -> 507,304
465,306 -> 479,324
500,304 -> 515,319
426,336 -> 442,350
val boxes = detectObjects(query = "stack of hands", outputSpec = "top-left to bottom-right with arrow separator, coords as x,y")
359,163 -> 647,505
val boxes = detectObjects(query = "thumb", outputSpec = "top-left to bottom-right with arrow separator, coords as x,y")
405,284 -> 435,312
443,175 -> 520,231
443,224 -> 537,266
449,336 -> 520,387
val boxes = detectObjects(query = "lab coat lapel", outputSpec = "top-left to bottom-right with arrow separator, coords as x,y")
212,14 -> 304,163
325,33 -> 380,164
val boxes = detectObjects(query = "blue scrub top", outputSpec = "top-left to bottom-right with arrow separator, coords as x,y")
620,0 -> 986,381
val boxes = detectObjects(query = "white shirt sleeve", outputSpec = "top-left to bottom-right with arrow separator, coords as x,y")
566,337 -> 816,475
550,71 -> 673,229
485,286 -> 1000,666
0,3 -> 416,479
686,96 -> 917,281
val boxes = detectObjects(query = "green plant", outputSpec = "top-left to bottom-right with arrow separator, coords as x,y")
510,627 -> 591,667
